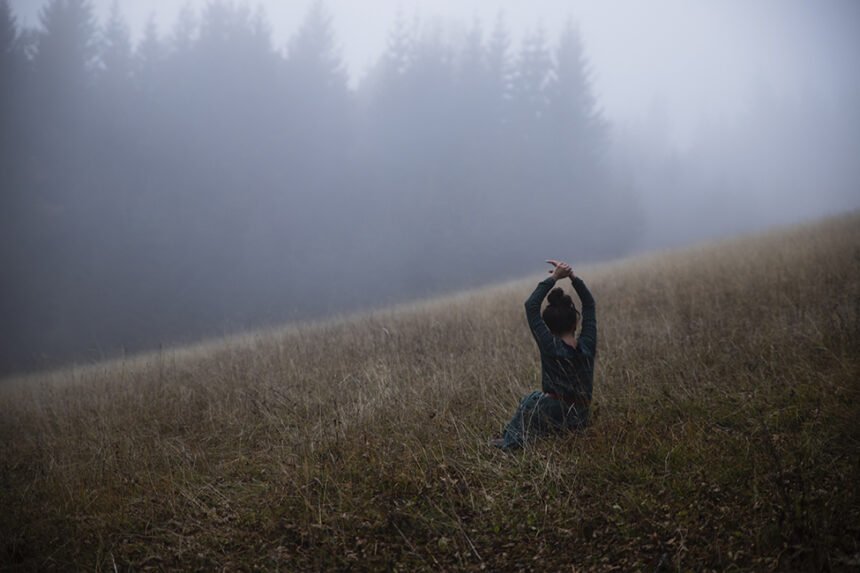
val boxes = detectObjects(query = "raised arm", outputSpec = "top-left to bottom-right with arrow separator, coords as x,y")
571,276 -> 596,356
525,261 -> 572,352
525,277 -> 557,352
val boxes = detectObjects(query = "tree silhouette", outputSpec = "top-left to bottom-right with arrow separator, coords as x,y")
96,0 -> 134,153
509,25 -> 552,150
28,0 -> 99,214
486,13 -> 512,125
0,0 -> 22,264
0,0 -> 16,68
32,0 -> 97,96
0,0 -> 21,137
359,9 -> 416,160
284,0 -> 350,161
99,0 -> 131,87
170,3 -> 197,56
0,3 -> 646,374
546,20 -> 607,173
286,1 -> 345,91
135,15 -> 163,96
452,20 -> 492,168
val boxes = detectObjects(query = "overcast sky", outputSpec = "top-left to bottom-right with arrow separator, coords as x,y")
9,0 -> 860,146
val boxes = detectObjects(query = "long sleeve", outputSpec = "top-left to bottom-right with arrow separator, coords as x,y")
524,277 -> 557,353
572,277 -> 596,357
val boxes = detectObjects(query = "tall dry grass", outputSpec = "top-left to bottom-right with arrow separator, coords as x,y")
1,213 -> 858,571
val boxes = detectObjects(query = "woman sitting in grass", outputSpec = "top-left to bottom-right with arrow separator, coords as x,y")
491,260 -> 596,450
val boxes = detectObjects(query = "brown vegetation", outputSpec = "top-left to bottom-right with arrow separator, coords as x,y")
1,213 -> 858,571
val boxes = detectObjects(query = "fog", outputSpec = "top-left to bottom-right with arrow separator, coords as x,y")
1,0 -> 858,374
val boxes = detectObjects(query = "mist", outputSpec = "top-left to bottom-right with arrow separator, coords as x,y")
1,0 -> 858,374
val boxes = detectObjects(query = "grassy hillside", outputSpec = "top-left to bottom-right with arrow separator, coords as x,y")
1,213 -> 858,571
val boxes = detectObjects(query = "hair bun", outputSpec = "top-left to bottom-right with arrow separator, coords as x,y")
547,287 -> 572,308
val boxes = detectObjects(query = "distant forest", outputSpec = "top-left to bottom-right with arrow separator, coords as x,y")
2,1 -> 859,375
0,0 -> 644,373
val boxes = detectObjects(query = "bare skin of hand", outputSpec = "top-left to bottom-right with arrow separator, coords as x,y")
546,259 -> 574,281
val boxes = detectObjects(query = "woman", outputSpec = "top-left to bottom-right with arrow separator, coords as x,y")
490,260 -> 597,450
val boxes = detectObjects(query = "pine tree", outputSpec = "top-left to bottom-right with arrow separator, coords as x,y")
0,0 -> 20,115
383,8 -> 415,78
29,0 -> 100,190
452,19 -> 493,163
546,20 -> 607,168
456,19 -> 487,122
171,3 -> 197,55
0,0 -> 16,68
286,1 -> 346,91
33,0 -> 98,95
355,8 -> 415,169
98,0 -> 132,96
0,0 -> 20,200
135,14 -> 163,95
486,12 -> 512,126
509,25 -> 552,146
359,7 -> 412,128
284,1 -> 350,158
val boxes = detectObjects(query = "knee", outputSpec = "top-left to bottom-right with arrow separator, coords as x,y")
524,390 -> 543,404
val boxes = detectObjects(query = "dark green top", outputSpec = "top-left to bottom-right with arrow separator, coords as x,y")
524,276 -> 597,402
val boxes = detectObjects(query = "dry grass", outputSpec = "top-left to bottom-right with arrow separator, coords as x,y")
1,212 -> 858,571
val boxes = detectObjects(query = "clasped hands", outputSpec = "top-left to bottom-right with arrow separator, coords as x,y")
546,259 -> 575,281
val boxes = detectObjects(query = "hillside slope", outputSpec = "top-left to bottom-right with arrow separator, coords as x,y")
1,213 -> 858,571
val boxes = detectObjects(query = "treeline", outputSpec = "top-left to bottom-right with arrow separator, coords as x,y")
0,0 -> 639,373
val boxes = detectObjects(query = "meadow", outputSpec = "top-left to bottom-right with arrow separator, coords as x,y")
1,213 -> 858,571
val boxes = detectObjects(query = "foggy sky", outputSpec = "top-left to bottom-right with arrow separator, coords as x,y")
11,0 -> 859,148
3,0 -> 859,375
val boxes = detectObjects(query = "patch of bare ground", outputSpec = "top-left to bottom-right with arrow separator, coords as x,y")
1,212 -> 858,571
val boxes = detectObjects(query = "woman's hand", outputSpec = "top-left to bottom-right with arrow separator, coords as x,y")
546,260 -> 572,281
